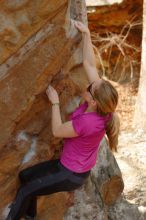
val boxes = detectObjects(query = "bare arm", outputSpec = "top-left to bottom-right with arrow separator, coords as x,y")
82,31 -> 100,83
46,86 -> 78,138
51,104 -> 78,138
74,21 -> 101,84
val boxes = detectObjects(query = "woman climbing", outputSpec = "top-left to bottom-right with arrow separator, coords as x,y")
6,21 -> 120,220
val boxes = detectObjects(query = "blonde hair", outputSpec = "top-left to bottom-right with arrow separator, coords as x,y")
93,79 -> 120,151
106,112 -> 120,152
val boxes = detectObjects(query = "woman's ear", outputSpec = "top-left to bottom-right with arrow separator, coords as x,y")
91,99 -> 97,107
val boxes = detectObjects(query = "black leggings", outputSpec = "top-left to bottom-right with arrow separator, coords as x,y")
6,159 -> 90,220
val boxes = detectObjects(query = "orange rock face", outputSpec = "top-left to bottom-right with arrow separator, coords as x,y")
0,0 -> 88,219
0,0 -> 142,219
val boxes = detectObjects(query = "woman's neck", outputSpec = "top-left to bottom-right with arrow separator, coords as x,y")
85,106 -> 96,113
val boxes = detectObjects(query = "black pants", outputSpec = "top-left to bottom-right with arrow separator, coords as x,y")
6,159 -> 90,220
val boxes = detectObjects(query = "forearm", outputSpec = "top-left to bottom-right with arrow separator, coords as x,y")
82,32 -> 96,67
51,104 -> 62,135
74,20 -> 100,82
82,32 -> 100,82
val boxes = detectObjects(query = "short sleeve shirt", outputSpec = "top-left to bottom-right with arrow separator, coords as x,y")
60,102 -> 111,173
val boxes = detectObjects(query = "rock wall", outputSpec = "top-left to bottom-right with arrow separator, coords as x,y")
0,0 -> 88,219
0,0 -> 142,219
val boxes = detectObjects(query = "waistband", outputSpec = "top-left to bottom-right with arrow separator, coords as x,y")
58,161 -> 91,178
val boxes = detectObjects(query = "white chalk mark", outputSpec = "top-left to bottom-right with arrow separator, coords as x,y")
21,136 -> 37,164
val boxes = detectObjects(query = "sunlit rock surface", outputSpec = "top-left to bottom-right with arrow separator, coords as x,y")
86,0 -> 123,6
0,0 -> 88,219
0,0 -> 144,219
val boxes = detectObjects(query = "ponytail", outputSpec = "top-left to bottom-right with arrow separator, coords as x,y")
105,112 -> 120,152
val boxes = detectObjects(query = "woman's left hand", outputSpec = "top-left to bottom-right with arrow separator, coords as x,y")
74,21 -> 90,34
46,85 -> 59,104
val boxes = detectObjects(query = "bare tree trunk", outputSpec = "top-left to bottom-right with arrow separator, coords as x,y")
134,0 -> 146,130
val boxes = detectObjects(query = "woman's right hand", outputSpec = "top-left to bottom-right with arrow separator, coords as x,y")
73,21 -> 90,34
46,85 -> 59,104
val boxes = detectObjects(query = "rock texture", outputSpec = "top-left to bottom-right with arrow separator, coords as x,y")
0,0 -> 88,219
116,131 -> 146,207
0,0 -> 143,219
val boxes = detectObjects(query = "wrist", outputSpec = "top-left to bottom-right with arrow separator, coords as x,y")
82,30 -> 90,36
52,102 -> 59,105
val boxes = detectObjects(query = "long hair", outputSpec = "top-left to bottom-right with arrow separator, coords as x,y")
105,112 -> 120,152
93,79 -> 120,151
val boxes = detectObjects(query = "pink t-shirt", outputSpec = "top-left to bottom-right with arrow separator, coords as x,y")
60,101 -> 112,173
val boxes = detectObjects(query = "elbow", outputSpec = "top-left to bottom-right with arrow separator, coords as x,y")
52,129 -> 58,137
53,132 -> 58,138
52,124 -> 62,138
52,129 -> 61,138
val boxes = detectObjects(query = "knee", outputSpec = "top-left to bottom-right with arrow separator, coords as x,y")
18,170 -> 27,184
